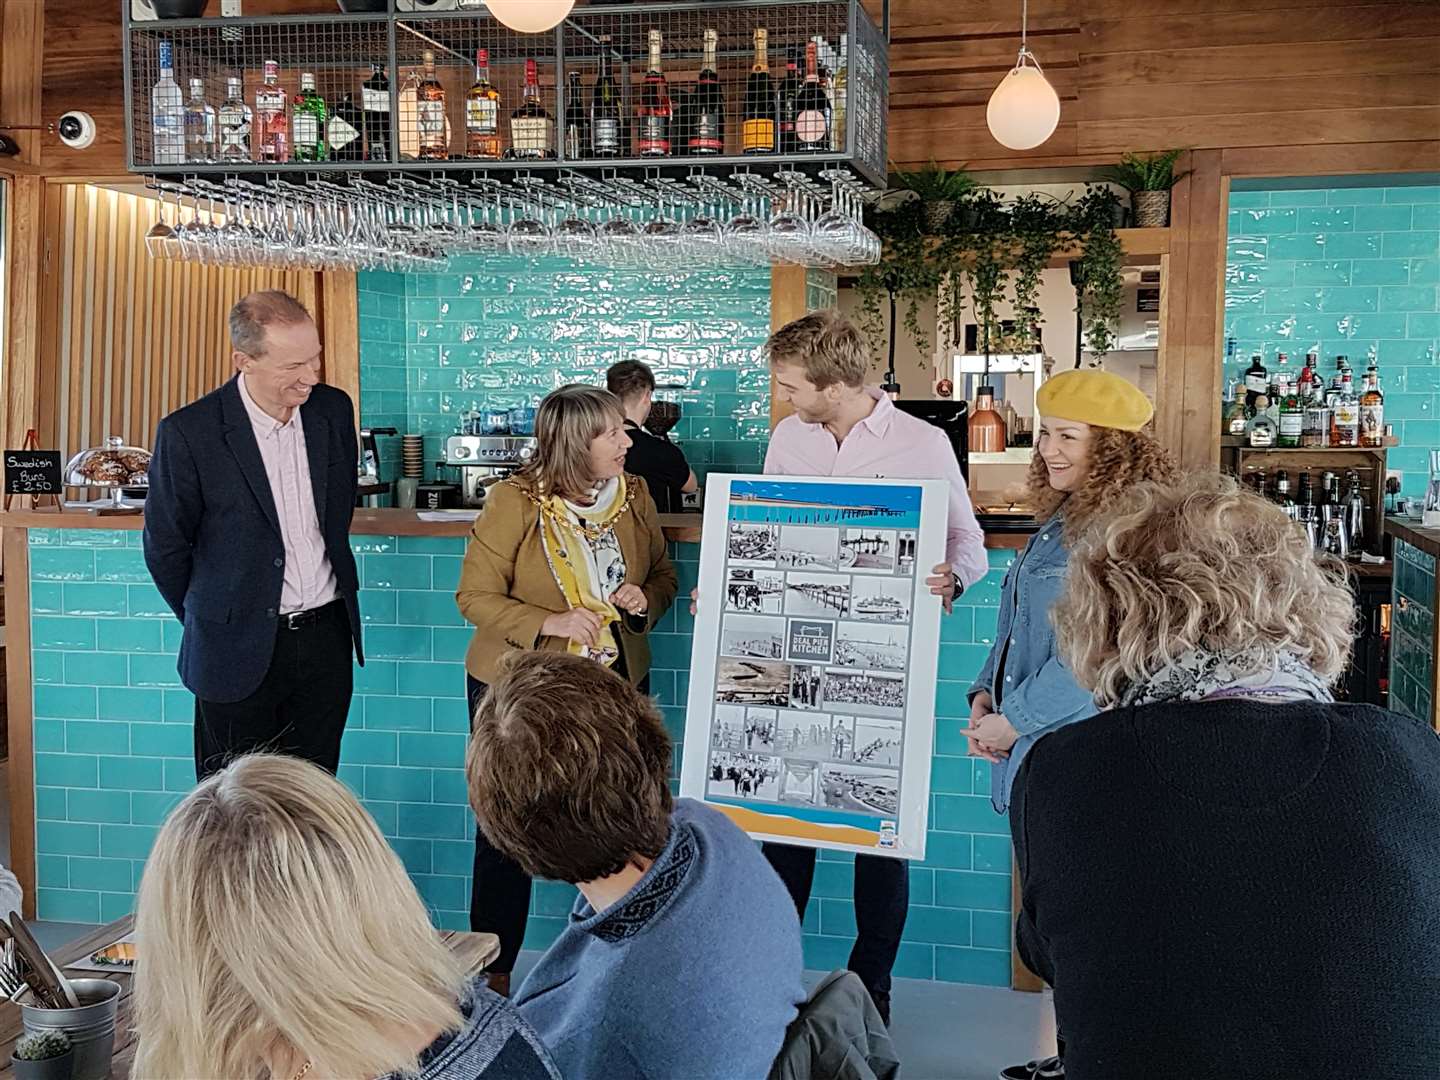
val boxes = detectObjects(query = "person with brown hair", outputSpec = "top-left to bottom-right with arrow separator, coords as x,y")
467,650 -> 805,1080
1014,471 -> 1440,1079
455,383 -> 677,994
606,359 -> 697,513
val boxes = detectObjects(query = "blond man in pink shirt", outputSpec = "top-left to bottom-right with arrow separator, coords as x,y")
761,310 -> 987,1026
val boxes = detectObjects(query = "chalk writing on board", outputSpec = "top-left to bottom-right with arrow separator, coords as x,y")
4,451 -> 64,495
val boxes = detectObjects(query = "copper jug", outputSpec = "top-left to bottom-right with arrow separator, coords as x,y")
968,385 -> 1008,453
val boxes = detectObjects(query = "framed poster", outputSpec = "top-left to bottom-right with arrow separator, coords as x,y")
680,474 -> 948,861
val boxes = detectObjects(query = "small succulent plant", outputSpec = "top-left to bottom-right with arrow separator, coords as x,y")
14,1031 -> 71,1061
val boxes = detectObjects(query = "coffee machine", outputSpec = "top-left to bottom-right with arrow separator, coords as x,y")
438,435 -> 537,508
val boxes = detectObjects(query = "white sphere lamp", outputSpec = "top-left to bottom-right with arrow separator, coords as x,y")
485,0 -> 574,34
986,47 -> 1061,151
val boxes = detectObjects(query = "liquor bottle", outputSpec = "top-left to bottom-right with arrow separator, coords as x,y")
510,58 -> 554,161
777,45 -> 801,153
563,70 -> 589,159
218,76 -> 253,163
1249,469 -> 1267,497
327,92 -> 364,161
1331,371 -> 1359,447
151,41 -> 185,166
362,64 -> 392,162
1359,361 -> 1385,447
1302,370 -> 1330,449
1343,471 -> 1368,556
591,36 -> 621,157
636,30 -> 671,156
184,78 -> 217,163
1246,396 -> 1277,448
1273,470 -> 1295,516
830,33 -> 848,152
417,50 -> 448,161
466,48 -> 502,160
794,41 -> 831,149
1294,472 -> 1318,547
255,59 -> 288,163
1243,352 -> 1268,412
1278,377 -> 1304,448
690,27 -> 725,155
291,72 -> 328,162
1267,374 -> 1286,428
742,29 -> 776,154
1325,355 -> 1350,411
1222,379 -> 1247,436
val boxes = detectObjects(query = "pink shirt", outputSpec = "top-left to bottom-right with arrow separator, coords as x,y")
238,375 -> 338,614
764,387 -> 989,590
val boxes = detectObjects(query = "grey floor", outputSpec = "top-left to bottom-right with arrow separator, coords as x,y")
0,760 -> 1057,1079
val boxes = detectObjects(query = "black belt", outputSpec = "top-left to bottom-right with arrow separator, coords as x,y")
279,599 -> 341,630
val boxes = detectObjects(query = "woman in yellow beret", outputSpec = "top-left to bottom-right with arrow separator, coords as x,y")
969,369 -> 1176,1080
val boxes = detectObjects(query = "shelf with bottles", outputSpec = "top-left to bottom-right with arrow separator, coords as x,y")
125,0 -> 886,182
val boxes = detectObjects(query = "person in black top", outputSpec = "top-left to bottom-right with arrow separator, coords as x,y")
606,360 -> 696,513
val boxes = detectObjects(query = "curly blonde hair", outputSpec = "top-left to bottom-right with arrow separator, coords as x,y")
1026,425 -> 1179,533
1053,471 -> 1356,707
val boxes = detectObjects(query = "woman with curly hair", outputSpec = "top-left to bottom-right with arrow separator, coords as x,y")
969,369 -> 1177,1080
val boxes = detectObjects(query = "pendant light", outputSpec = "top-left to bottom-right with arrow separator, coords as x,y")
485,0 -> 574,34
986,0 -> 1060,151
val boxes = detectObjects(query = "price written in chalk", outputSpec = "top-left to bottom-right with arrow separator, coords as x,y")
4,451 -> 64,495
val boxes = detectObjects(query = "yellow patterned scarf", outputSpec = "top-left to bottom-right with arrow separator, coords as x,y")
533,476 -> 636,668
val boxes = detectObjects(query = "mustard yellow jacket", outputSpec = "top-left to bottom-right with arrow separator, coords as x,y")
456,474 -> 678,685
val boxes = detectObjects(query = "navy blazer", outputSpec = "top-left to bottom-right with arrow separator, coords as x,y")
143,378 -> 364,703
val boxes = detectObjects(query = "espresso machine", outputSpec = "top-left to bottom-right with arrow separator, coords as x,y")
439,435 -> 537,508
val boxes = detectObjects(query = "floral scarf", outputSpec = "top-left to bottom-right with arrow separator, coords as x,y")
531,476 -> 636,668
1118,646 -> 1335,708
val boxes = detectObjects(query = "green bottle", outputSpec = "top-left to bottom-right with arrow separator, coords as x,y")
292,72 -> 328,162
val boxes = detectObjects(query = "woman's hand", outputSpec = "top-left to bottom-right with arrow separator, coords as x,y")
969,690 -> 994,724
926,563 -> 958,615
965,710 -> 1019,764
541,607 -> 605,648
689,586 -> 699,616
609,584 -> 649,616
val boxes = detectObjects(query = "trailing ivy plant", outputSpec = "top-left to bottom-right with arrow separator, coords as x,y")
1007,192 -> 1065,352
962,188 -> 1011,360
1070,186 -> 1125,357
856,199 -> 941,361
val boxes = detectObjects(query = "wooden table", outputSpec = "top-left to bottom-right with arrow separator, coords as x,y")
0,918 -> 500,1078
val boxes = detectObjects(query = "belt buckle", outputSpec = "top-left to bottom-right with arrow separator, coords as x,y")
284,610 -> 305,630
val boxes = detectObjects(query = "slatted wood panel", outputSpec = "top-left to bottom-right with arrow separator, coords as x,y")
38,186 -> 317,456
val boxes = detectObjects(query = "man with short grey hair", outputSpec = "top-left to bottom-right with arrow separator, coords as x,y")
144,289 -> 363,779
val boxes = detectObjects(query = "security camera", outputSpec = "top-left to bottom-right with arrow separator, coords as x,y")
56,111 -> 97,150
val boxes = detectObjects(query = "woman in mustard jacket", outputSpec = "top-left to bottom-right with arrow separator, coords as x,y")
456,383 -> 677,993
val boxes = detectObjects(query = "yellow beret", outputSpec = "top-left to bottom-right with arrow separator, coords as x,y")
1035,369 -> 1154,432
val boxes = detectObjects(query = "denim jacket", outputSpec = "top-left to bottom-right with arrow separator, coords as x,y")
968,514 -> 1096,812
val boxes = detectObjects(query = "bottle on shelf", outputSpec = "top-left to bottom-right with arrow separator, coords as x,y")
1302,368 -> 1330,449
1295,471 -> 1319,547
1278,376 -> 1304,448
151,40 -> 185,166
184,78 -> 217,163
466,48 -> 502,160
362,64 -> 392,162
1343,471 -> 1368,556
1222,378 -> 1249,437
291,72 -> 328,162
416,50 -> 448,161
255,59 -> 288,163
1273,469 -> 1296,518
1248,469 -> 1268,497
794,40 -> 831,149
218,76 -> 253,163
328,92 -> 364,161
830,33 -> 848,152
510,57 -> 554,161
1246,395 -> 1277,448
637,29 -> 672,157
689,27 -> 725,155
1325,355 -> 1350,411
777,44 -> 801,154
563,70 -> 589,159
742,28 -> 776,154
591,36 -> 621,158
1331,370 -> 1359,447
1359,360 -> 1385,447
1243,352 -> 1269,413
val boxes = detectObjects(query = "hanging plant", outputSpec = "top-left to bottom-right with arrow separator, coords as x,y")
1071,186 -> 1124,357
856,200 -> 941,361
1007,192 -> 1065,352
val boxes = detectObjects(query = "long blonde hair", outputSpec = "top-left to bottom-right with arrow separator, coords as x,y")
1053,471 -> 1356,707
133,754 -> 466,1080
516,384 -> 626,500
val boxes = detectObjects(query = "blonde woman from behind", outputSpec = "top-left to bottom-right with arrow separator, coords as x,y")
132,754 -> 560,1080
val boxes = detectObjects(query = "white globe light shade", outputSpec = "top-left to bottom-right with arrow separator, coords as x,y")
986,62 -> 1061,151
485,0 -> 574,34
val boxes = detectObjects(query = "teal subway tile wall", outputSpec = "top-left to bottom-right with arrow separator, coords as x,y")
1225,178 -> 1440,498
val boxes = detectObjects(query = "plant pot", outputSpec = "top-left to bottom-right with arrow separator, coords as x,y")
10,1049 -> 74,1080
337,0 -> 389,10
1131,190 -> 1171,228
19,980 -> 120,1080
923,201 -> 956,234
149,0 -> 207,16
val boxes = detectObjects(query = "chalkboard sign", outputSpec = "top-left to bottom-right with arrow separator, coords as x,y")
4,450 -> 64,495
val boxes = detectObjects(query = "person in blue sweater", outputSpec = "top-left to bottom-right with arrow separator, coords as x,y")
466,650 -> 807,1080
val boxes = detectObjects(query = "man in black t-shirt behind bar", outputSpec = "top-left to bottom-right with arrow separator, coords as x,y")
606,360 -> 698,513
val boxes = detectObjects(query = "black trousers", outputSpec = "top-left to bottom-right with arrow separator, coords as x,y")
762,842 -> 909,999
467,662 -> 646,974
193,600 -> 353,781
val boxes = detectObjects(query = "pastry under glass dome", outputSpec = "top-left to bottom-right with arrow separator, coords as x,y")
64,435 -> 150,511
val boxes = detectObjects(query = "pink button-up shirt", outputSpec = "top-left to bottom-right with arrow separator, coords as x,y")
238,375 -> 338,614
764,387 -> 989,590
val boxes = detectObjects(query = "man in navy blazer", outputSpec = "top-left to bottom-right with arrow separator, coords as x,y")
144,290 -> 364,779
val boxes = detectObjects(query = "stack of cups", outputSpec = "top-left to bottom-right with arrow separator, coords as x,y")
398,435 -> 424,509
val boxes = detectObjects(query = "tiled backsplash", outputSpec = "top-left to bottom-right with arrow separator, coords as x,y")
1224,180 -> 1440,497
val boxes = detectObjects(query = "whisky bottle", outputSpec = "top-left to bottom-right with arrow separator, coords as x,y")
417,50 -> 448,161
743,29 -> 776,154
1330,371 -> 1359,447
466,48 -> 501,160
1359,361 -> 1385,447
637,30 -> 672,156
509,58 -> 554,160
